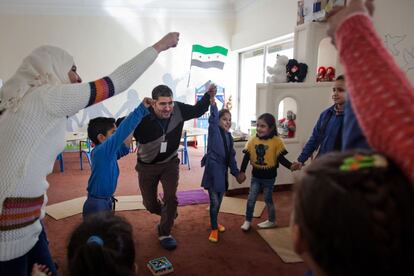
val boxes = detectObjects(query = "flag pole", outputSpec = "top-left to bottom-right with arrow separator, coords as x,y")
187,45 -> 194,87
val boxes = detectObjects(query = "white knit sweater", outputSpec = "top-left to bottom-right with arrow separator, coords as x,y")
0,46 -> 158,261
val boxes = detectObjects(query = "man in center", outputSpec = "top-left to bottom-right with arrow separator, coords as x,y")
133,83 -> 216,250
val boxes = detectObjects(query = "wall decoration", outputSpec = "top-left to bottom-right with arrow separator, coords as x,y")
385,34 -> 406,56
195,80 -> 225,130
403,47 -> 414,72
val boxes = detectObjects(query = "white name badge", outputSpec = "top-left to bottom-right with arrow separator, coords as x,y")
160,141 -> 168,153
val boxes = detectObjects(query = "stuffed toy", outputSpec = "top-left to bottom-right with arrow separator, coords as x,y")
324,66 -> 335,81
316,66 -> 326,82
266,55 -> 289,83
278,110 -> 296,138
286,59 -> 308,82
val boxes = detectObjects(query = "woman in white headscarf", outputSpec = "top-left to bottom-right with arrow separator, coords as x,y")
0,32 -> 179,275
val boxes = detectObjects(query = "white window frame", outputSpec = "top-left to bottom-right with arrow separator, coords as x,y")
236,34 -> 294,131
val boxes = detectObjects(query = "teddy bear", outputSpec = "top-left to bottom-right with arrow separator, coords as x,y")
286,59 -> 308,82
266,55 -> 289,83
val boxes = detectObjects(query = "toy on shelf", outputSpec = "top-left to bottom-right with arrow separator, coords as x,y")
324,66 -> 335,81
278,110 -> 296,138
316,66 -> 326,82
147,256 -> 174,275
266,55 -> 289,83
297,0 -> 305,25
317,66 -> 335,82
286,59 -> 308,82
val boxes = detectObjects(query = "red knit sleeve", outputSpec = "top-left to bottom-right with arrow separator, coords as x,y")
336,14 -> 414,184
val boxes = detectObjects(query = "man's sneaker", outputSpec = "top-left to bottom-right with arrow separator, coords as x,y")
159,235 -> 177,250
209,230 -> 219,243
241,221 -> 251,232
218,224 -> 226,233
257,220 -> 277,229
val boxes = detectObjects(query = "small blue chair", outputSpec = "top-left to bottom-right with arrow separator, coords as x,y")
178,131 -> 190,170
56,153 -> 64,172
80,138 -> 93,170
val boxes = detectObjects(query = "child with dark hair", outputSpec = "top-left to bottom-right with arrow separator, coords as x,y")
67,213 -> 136,276
82,98 -> 152,217
291,150 -> 414,276
239,113 -> 293,231
201,97 -> 244,242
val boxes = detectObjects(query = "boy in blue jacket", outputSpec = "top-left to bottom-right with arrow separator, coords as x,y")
82,98 -> 152,217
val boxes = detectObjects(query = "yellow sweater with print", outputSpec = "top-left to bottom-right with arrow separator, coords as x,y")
240,136 -> 292,179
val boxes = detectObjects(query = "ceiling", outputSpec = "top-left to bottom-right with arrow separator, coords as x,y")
0,0 -> 256,16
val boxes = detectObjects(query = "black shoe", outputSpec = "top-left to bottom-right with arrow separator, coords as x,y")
159,236 -> 177,250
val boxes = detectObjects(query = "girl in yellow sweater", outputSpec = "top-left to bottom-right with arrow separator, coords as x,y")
239,113 -> 293,231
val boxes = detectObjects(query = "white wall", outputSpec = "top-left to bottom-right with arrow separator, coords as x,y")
231,0 -> 297,51
0,12 -> 236,130
373,0 -> 414,84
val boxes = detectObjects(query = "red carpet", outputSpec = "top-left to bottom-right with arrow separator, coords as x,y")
45,148 -> 307,275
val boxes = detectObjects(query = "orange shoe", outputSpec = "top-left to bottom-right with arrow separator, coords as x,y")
218,224 -> 226,233
209,230 -> 219,243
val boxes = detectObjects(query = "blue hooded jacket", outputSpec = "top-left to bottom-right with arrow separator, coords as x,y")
298,105 -> 344,163
201,104 -> 239,192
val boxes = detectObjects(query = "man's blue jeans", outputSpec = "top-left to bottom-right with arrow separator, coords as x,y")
208,189 -> 224,230
245,177 -> 276,222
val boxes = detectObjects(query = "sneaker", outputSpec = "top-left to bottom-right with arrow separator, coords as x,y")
159,235 -> 177,250
209,230 -> 219,243
257,220 -> 277,229
218,224 -> 226,233
241,221 -> 251,232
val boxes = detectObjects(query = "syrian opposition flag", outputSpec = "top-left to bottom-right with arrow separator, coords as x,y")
191,44 -> 228,69
187,44 -> 228,86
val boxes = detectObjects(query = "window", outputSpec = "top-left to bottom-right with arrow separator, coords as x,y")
238,48 -> 264,133
237,36 -> 294,132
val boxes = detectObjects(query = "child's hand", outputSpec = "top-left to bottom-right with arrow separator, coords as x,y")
291,161 -> 303,171
142,97 -> 154,108
210,97 -> 216,105
207,83 -> 217,99
237,172 -> 246,184
31,263 -> 52,276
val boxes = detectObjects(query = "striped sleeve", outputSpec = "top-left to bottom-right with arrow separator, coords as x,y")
86,77 -> 115,107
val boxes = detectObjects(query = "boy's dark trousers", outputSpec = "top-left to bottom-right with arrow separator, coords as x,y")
136,157 -> 179,237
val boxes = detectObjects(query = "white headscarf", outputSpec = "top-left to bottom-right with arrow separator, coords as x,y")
0,45 -> 74,113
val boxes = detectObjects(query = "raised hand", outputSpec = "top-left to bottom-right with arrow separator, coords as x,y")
207,83 -> 217,99
326,0 -> 375,46
153,32 -> 180,53
142,97 -> 154,108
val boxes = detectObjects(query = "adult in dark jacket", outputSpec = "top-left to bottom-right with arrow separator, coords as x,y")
133,83 -> 216,250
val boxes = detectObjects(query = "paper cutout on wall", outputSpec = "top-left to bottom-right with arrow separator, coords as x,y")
385,34 -> 406,56
66,89 -> 141,131
403,47 -> 414,72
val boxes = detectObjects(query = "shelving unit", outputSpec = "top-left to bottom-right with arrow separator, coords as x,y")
229,21 -> 340,190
